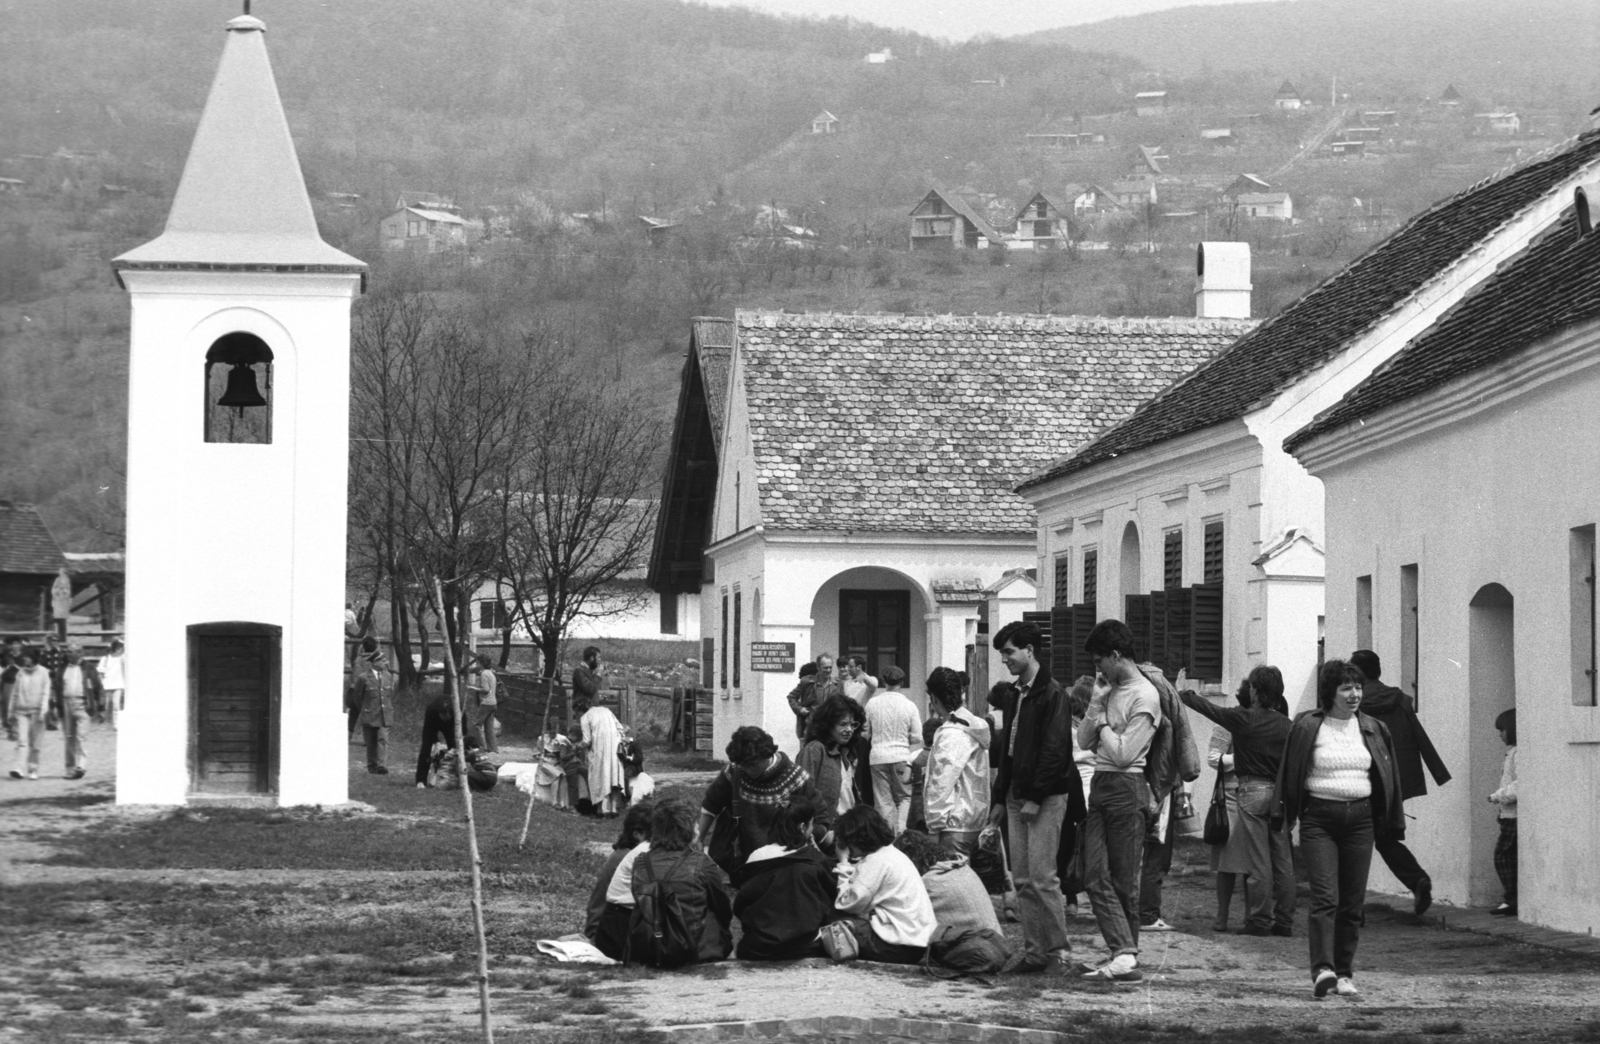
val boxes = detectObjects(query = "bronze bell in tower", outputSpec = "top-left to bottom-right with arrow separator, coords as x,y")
217,363 -> 268,411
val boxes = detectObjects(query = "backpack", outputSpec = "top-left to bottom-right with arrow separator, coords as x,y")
1138,663 -> 1201,804
625,850 -> 700,968
924,926 -> 1012,980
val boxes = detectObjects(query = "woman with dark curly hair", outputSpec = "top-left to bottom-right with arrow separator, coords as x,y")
1275,659 -> 1404,1000
698,726 -> 819,876
797,694 -> 871,846
831,805 -> 935,964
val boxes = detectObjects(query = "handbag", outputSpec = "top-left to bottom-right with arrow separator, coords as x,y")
1203,772 -> 1230,846
819,919 -> 860,962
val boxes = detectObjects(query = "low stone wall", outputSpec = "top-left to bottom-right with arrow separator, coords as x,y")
654,1016 -> 1066,1043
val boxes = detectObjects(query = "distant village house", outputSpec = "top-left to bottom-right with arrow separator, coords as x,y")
908,188 -> 1006,250
1134,90 -> 1171,117
810,110 -> 838,135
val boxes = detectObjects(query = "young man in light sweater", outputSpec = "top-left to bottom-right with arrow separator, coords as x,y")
1076,619 -> 1162,982
864,666 -> 922,835
9,653 -> 51,780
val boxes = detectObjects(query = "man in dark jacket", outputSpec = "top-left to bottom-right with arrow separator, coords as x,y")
1350,650 -> 1450,914
987,620 -> 1084,973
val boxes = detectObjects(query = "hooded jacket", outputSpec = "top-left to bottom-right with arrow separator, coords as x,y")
924,707 -> 992,836
1358,682 -> 1450,800
992,665 -> 1086,823
1274,709 -> 1406,840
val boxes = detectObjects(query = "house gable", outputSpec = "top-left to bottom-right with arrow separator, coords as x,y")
0,501 -> 67,576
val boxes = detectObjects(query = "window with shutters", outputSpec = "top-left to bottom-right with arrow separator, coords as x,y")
1400,564 -> 1419,706
1572,526 -> 1596,706
1203,521 -> 1224,586
477,599 -> 507,631
1054,554 -> 1072,606
720,589 -> 730,691
733,588 -> 742,690
659,593 -> 679,636
1083,548 -> 1098,608
1355,575 -> 1373,650
1163,529 -> 1183,589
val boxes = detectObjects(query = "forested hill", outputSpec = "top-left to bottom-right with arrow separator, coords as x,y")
1030,0 -> 1598,101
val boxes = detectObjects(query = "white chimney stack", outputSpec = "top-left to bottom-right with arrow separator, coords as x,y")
1195,241 -> 1251,318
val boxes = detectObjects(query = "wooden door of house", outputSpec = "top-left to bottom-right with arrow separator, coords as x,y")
839,590 -> 910,680
191,629 -> 277,794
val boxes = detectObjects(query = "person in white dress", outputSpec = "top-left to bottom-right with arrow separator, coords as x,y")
580,699 -> 628,817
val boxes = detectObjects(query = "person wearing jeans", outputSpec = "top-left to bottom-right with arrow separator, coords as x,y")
9,654 -> 50,780
1077,619 -> 1162,982
1274,659 -> 1404,1000
987,620 -> 1084,973
865,666 -> 922,835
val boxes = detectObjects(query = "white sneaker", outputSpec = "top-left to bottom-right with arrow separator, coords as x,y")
27,771 -> 38,780
1141,918 -> 1175,932
1335,977 -> 1359,997
1082,953 -> 1142,982
1313,968 -> 1337,998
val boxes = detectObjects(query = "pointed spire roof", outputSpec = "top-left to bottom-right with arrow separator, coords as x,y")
114,15 -> 364,275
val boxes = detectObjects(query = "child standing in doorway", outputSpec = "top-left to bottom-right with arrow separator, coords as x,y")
1487,708 -> 1517,917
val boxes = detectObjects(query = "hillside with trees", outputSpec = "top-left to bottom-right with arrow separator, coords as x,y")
0,0 -> 1592,553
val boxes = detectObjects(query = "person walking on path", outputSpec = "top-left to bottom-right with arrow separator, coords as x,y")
865,666 -> 922,836
796,694 -> 869,848
1487,708 -> 1518,917
97,639 -> 125,729
57,648 -> 97,779
468,654 -> 499,753
923,665 -> 991,856
987,620 -> 1084,974
1181,666 -> 1296,936
579,693 -> 628,817
1076,619 -> 1161,983
9,652 -> 50,780
1274,659 -> 1405,1000
1349,650 -> 1450,915
351,637 -> 394,774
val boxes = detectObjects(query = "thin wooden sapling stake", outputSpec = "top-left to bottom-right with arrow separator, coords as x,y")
429,576 -> 495,1044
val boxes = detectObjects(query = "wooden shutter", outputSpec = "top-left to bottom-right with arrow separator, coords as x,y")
1054,554 -> 1072,606
1163,530 -> 1184,589
1163,585 -> 1193,680
1203,522 -> 1224,587
1050,603 -> 1074,681
1191,583 -> 1224,682
1073,602 -> 1098,680
1125,594 -> 1151,663
1148,590 -> 1168,669
1082,549 -> 1098,608
701,637 -> 714,688
1023,610 -> 1053,662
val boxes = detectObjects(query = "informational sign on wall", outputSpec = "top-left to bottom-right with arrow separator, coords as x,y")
749,642 -> 796,673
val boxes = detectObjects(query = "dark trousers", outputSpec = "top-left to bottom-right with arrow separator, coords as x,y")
363,725 -> 387,771
1084,771 -> 1151,957
1375,835 -> 1429,893
1300,797 -> 1375,978
1494,819 -> 1518,907
1139,791 -> 1178,924
837,915 -> 927,965
415,705 -> 454,785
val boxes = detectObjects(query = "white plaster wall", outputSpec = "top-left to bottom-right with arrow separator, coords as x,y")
118,270 -> 358,807
471,580 -> 700,643
1313,344 -> 1600,934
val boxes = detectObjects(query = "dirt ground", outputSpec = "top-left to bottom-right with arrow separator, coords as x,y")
3,725 -> 1600,1044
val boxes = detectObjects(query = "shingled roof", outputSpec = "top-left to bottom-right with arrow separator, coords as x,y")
737,312 -> 1254,535
692,317 -> 734,447
1287,198 -> 1600,454
0,501 -> 67,576
1021,129 -> 1600,490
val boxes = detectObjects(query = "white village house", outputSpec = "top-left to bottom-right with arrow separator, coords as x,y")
1285,169 -> 1600,931
112,14 -> 365,806
648,311 -> 1252,758
1016,134 -> 1600,736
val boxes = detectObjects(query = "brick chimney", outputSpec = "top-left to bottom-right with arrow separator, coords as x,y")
1195,241 -> 1251,318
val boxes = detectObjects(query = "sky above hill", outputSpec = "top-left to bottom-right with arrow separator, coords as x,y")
698,0 -> 1293,40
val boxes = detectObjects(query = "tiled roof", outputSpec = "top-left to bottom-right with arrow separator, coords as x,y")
1287,201 -> 1600,453
1022,129 -> 1600,489
922,189 -> 1005,246
0,501 -> 67,576
692,317 -> 734,445
932,578 -> 985,604
736,312 -> 1254,534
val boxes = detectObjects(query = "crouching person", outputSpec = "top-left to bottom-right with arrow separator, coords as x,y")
735,799 -> 838,960
831,805 -> 936,964
625,797 -> 734,966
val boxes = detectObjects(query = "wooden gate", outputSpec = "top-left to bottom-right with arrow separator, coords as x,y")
189,624 -> 280,796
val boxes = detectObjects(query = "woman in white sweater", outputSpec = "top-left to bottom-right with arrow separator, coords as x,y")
1487,708 -> 1518,917
832,805 -> 936,964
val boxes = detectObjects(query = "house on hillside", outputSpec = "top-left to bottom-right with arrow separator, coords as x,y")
810,111 -> 839,135
1016,129 -> 1600,751
395,192 -> 458,213
1284,174 -> 1600,933
1224,174 -> 1273,198
1135,91 -> 1171,117
0,177 -> 23,193
1009,192 -> 1070,249
379,205 -> 467,252
865,48 -> 893,64
1475,112 -> 1522,136
1438,84 -> 1464,107
0,501 -> 68,633
1235,192 -> 1293,220
908,188 -> 1006,250
1364,110 -> 1399,126
1201,128 -> 1236,147
1110,179 -> 1157,210
1343,126 -> 1384,144
1330,139 -> 1367,157
1135,145 -> 1166,176
649,310 -> 1253,758
637,214 -> 679,246
1025,127 -> 1104,149
1275,81 -> 1305,111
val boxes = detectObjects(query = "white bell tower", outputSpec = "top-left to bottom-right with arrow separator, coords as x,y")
112,14 -> 366,806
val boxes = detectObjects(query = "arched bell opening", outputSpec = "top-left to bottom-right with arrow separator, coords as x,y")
204,332 -> 274,444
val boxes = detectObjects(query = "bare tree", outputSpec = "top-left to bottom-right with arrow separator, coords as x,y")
494,335 -> 659,688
